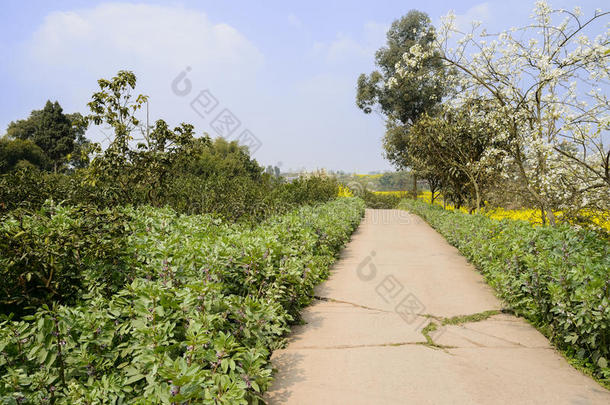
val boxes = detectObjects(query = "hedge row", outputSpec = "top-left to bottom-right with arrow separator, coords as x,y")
399,199 -> 610,383
0,198 -> 365,404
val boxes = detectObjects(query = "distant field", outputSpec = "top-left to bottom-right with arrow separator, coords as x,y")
374,191 -> 610,233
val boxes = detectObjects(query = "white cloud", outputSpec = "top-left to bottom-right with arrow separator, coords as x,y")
12,2 -> 265,152
8,3 -> 393,172
453,2 -> 492,32
313,21 -> 388,65
314,34 -> 368,63
22,3 -> 264,75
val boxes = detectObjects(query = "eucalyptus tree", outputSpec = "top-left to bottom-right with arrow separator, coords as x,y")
356,10 -> 448,195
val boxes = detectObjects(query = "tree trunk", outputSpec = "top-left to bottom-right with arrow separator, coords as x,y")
546,208 -> 556,226
473,181 -> 481,213
412,173 -> 418,199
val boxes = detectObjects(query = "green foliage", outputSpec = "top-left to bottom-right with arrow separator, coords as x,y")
6,101 -> 85,172
376,171 -> 412,191
272,176 -> 338,208
361,190 -> 401,209
0,198 -> 365,403
0,168 -> 128,214
0,139 -> 49,173
82,70 -> 196,206
0,69 -> 356,402
0,202 -> 135,315
181,137 -> 261,181
332,171 -> 413,192
400,199 -> 610,382
406,109 -> 504,211
356,10 -> 445,125
0,169 -> 73,212
357,9 -> 448,199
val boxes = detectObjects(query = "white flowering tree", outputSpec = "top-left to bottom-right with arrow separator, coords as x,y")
391,1 -> 609,226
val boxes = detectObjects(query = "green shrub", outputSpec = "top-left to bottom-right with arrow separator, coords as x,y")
400,199 -> 610,382
0,202 -> 135,315
274,176 -> 338,207
0,139 -> 50,173
362,190 -> 401,208
0,198 -> 365,403
0,163 -> 338,224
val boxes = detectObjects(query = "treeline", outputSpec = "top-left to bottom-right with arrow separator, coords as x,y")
0,71 -> 338,223
333,171 -> 415,192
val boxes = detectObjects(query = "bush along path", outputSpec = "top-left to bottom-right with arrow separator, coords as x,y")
400,199 -> 610,384
0,198 -> 365,404
265,209 -> 610,404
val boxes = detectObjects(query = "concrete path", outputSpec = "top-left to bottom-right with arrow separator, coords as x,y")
264,209 -> 610,404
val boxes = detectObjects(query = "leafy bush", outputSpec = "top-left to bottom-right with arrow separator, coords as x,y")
165,173 -> 337,223
0,139 -> 50,173
0,202 -> 135,315
362,189 -> 401,208
400,199 -> 610,382
0,151 -> 338,224
0,198 -> 365,403
275,176 -> 338,207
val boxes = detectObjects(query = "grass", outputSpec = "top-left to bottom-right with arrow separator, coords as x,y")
419,309 -> 502,350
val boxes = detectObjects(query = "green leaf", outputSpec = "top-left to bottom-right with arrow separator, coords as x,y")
124,374 -> 145,385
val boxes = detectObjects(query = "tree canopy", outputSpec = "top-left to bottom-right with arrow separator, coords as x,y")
356,10 -> 445,126
356,10 -> 448,196
5,101 -> 87,172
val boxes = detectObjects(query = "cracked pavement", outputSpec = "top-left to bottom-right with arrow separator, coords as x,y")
264,209 -> 610,404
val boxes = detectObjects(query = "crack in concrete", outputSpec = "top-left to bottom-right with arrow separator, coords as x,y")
287,341 -> 424,350
313,296 -> 391,313
306,303 -> 539,351
420,309 -> 505,352
458,335 -> 488,348
458,325 -> 530,347
282,342 -> 552,351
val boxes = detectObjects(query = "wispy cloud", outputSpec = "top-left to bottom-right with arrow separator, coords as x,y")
287,13 -> 302,28
312,21 -> 388,65
452,2 -> 492,32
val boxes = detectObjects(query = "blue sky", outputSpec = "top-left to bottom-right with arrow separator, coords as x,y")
1,0 -> 607,172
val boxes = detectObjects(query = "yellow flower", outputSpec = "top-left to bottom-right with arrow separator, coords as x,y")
337,184 -> 353,197
411,193 -> 610,232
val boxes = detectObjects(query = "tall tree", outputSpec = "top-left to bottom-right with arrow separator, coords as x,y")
82,70 -> 195,205
356,10 -> 447,196
6,101 -> 86,172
